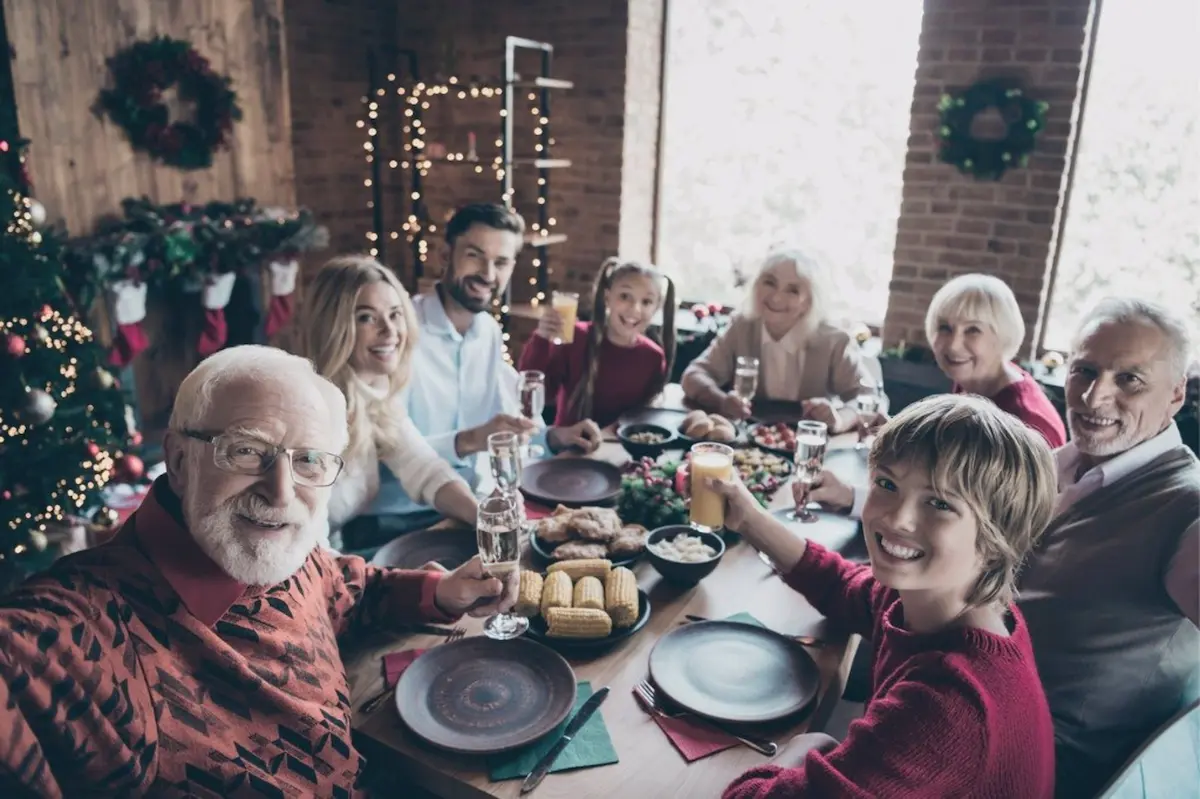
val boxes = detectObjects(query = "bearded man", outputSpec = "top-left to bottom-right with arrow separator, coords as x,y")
0,346 -> 514,797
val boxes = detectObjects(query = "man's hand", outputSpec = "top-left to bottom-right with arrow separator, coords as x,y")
801,397 -> 841,430
798,469 -> 855,513
718,392 -> 753,420
457,413 -> 538,457
534,307 -> 565,341
433,555 -> 519,618
548,419 -> 603,454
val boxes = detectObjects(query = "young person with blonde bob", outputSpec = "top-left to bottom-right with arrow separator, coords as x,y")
519,258 -> 676,427
925,273 -> 1065,446
681,249 -> 873,433
301,256 -> 477,549
714,395 -> 1058,799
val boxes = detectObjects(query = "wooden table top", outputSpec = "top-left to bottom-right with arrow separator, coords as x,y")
344,425 -> 867,799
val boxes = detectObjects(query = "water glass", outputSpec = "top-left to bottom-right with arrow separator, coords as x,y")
790,420 -> 828,524
518,370 -> 546,458
476,494 -> 528,640
487,431 -> 523,497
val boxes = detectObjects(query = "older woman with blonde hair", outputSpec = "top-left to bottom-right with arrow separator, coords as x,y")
925,273 -> 1065,447
681,249 -> 873,433
302,255 -> 477,551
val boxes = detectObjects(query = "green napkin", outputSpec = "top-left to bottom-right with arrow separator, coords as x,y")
724,611 -> 765,627
489,681 -> 619,781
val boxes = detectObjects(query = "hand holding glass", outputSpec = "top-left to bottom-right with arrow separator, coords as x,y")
551,291 -> 579,345
689,442 -> 734,533
854,385 -> 883,449
517,370 -> 546,458
476,494 -> 528,640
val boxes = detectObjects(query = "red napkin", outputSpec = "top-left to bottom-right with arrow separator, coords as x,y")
634,688 -> 739,761
523,500 -> 555,520
383,648 -> 426,688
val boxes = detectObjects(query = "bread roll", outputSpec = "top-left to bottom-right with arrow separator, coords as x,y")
709,414 -> 732,427
687,417 -> 714,438
709,423 -> 736,442
681,410 -> 707,432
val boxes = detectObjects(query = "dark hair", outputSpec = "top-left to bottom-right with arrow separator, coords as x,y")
444,203 -> 526,248
567,258 -> 677,421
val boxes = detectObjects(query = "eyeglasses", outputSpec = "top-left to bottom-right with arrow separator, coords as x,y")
182,430 -> 345,487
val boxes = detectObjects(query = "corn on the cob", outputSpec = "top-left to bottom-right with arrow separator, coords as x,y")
546,558 -> 612,581
545,607 -> 613,638
572,576 -> 605,611
604,566 -> 639,628
514,571 -> 544,617
541,571 -> 573,615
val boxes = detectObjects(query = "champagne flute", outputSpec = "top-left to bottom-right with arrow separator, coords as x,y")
733,356 -> 759,430
487,431 -> 523,497
518,370 -> 546,458
854,384 -> 883,450
789,421 -> 828,524
476,493 -> 528,640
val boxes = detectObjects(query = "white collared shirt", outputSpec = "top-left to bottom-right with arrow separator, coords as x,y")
759,322 -> 809,401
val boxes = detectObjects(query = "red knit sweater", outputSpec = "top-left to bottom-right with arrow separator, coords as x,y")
723,543 -> 1055,799
0,478 -> 455,798
954,367 -> 1067,448
518,321 -> 666,427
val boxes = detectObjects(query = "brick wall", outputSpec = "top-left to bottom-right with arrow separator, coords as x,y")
882,0 -> 1096,355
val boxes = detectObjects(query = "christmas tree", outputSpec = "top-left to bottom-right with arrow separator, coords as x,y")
0,140 -> 136,589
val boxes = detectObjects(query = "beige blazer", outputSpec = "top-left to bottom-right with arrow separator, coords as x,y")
681,313 -> 872,403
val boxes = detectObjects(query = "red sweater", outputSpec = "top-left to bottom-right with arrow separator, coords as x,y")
0,478 -> 455,798
954,367 -> 1067,447
518,321 -> 666,427
724,543 -> 1055,799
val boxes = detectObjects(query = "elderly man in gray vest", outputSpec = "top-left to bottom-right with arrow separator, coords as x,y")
1017,298 -> 1198,798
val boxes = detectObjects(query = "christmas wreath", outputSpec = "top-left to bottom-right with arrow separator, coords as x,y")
99,37 -> 242,170
937,80 -> 1048,180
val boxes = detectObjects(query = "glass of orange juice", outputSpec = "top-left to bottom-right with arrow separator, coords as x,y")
689,442 -> 734,533
551,291 -> 579,345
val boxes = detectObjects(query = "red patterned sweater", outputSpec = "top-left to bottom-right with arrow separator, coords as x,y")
0,478 -> 454,798
723,543 -> 1055,799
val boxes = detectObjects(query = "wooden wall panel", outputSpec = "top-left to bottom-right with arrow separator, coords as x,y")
2,0 -> 296,429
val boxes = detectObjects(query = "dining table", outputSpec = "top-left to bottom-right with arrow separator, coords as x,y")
343,393 -> 870,799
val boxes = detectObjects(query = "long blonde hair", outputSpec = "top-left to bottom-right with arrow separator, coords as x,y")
301,255 -> 420,465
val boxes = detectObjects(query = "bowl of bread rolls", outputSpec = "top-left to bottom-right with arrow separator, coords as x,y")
516,558 -> 652,651
678,410 -> 740,444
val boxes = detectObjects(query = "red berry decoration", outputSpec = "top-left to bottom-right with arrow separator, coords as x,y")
5,333 -> 26,357
114,454 -> 145,482
707,302 -> 722,314
692,305 -> 709,320
129,431 -> 144,447
86,442 -> 101,457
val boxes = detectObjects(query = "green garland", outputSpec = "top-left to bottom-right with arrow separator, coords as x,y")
99,37 -> 242,171
937,80 -> 1048,180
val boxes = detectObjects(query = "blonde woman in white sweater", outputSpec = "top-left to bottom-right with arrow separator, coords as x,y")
302,255 -> 477,551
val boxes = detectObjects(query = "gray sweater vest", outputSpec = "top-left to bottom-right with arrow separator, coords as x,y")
1017,446 -> 1200,798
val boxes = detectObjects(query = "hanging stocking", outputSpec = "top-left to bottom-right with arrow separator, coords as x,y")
108,279 -> 149,367
197,272 -> 238,357
264,258 -> 299,337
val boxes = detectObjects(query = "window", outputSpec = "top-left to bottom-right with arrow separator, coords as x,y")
1043,0 -> 1200,354
655,0 -> 923,324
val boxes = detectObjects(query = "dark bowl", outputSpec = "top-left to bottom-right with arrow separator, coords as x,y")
644,525 -> 726,585
617,423 -> 675,460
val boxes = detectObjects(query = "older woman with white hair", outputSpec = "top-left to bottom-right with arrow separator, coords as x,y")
925,273 -> 1065,447
681,249 -> 873,433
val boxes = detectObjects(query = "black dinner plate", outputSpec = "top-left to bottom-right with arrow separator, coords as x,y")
520,459 -> 623,507
526,589 -> 652,654
527,529 -> 641,569
370,527 -> 477,571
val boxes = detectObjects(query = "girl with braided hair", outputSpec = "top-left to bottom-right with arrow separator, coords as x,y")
519,258 -> 677,427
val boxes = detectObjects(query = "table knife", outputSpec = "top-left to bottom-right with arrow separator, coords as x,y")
520,686 -> 611,794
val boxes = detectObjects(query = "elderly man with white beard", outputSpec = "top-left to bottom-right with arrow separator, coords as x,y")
0,345 -> 515,798
1016,298 -> 1199,799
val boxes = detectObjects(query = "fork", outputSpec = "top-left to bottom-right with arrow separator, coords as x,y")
359,628 -> 466,714
633,680 -> 778,756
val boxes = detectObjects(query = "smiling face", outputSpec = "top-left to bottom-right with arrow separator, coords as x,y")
754,260 -> 812,334
1066,320 -> 1186,460
605,272 -> 661,342
930,317 -> 1007,387
349,281 -> 405,380
444,223 -> 522,313
861,459 -> 983,599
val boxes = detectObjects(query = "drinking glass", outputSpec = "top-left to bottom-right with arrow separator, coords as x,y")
518,370 -> 546,458
487,431 -> 523,497
476,493 -> 528,640
854,384 -> 883,450
789,421 -> 828,524
733,356 -> 759,428
551,291 -> 579,345
689,442 -> 734,533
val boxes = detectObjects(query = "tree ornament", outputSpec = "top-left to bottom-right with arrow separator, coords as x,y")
92,367 -> 116,389
936,79 -> 1047,181
31,325 -> 49,344
91,506 -> 120,528
114,454 -> 145,482
86,441 -> 101,457
21,388 -> 57,424
129,430 -> 144,447
4,333 -> 26,357
26,198 -> 46,227
28,530 -> 48,552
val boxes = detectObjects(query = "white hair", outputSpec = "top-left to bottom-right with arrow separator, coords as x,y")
169,345 -> 349,453
744,248 -> 829,329
1073,298 -> 1194,382
924,274 -> 1026,361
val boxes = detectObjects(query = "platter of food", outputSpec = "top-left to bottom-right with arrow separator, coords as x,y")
746,420 -> 798,456
527,505 -> 649,567
516,559 -> 652,652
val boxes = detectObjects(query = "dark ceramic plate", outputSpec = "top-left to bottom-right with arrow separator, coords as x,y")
526,530 -> 641,569
371,527 -> 477,571
648,620 -> 820,724
617,407 -> 690,434
526,589 -> 652,653
395,637 -> 577,754
521,459 -> 623,507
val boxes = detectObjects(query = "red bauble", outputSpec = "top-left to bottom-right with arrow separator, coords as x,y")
5,333 -> 26,357
692,305 -> 709,320
707,302 -> 722,315
129,431 -> 144,447
113,454 -> 146,482
86,441 -> 101,457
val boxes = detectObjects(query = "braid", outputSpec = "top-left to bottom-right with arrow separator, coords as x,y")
566,259 -> 618,422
